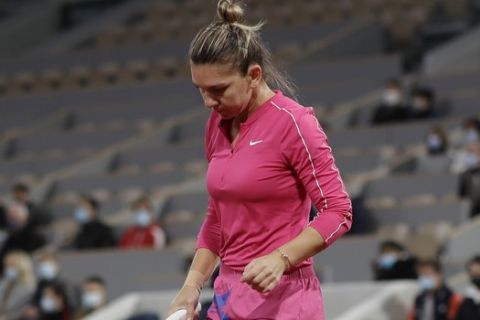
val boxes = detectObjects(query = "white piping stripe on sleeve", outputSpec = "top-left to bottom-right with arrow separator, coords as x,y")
271,101 -> 328,211
325,217 -> 348,243
313,117 -> 353,214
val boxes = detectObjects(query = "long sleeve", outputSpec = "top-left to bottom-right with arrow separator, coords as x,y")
281,109 -> 352,247
196,113 -> 222,255
196,197 -> 221,255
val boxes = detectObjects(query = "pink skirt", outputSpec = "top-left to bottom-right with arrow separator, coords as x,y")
207,264 -> 324,320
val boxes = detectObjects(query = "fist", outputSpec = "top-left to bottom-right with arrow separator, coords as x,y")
241,251 -> 288,293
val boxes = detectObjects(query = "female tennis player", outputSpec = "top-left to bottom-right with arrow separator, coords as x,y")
167,1 -> 352,319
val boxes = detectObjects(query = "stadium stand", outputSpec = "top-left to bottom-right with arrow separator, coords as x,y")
0,0 -> 479,319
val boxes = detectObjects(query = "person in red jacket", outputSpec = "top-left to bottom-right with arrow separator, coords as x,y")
119,196 -> 166,250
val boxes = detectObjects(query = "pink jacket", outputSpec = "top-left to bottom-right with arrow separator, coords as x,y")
197,91 -> 352,271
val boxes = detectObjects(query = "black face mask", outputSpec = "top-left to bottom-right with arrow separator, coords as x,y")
471,276 -> 480,289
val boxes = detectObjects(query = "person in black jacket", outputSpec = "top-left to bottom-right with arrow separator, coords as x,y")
456,255 -> 480,320
0,203 -> 46,264
70,195 -> 115,250
11,183 -> 52,229
408,259 -> 463,320
372,240 -> 418,281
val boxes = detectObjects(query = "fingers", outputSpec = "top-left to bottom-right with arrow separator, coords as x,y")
167,286 -> 200,318
242,264 -> 282,292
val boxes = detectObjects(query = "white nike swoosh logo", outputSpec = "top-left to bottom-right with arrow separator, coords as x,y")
249,140 -> 263,146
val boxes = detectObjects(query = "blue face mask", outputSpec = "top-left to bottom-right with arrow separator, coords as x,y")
427,135 -> 443,152
134,210 -> 152,227
465,130 -> 479,144
418,276 -> 436,290
465,152 -> 479,169
74,207 -> 89,224
379,254 -> 397,269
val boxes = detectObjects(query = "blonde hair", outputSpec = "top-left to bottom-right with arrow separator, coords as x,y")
189,0 -> 296,99
4,251 -> 36,286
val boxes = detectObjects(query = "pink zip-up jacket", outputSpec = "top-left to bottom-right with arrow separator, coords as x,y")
197,91 -> 352,271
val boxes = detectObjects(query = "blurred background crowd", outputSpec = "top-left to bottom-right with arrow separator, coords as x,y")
0,0 -> 480,319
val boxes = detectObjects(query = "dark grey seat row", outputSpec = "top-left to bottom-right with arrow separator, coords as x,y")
55,170 -> 191,194
118,142 -> 205,169
58,249 -> 186,300
364,173 -> 458,199
368,202 -> 464,229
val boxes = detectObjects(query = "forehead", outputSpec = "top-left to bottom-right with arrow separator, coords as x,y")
469,263 -> 480,274
191,63 -> 240,87
85,281 -> 103,290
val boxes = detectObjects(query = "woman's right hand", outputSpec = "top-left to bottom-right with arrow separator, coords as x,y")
166,285 -> 201,320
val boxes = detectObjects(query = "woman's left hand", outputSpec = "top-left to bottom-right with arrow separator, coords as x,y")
241,251 -> 288,293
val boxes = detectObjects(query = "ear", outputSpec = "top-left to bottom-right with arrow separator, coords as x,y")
247,64 -> 263,88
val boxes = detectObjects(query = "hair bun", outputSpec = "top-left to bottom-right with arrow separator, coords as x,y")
217,0 -> 244,24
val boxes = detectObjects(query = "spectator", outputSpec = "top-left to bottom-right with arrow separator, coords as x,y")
0,251 -> 36,320
425,126 -> 449,156
408,87 -> 436,120
416,125 -> 452,174
462,118 -> 480,145
24,251 -> 77,317
452,141 -> 480,175
451,118 -> 480,174
70,195 -> 115,250
407,259 -> 462,320
0,202 -> 46,263
37,281 -> 72,320
457,143 -> 480,218
11,183 -> 52,229
372,240 -> 418,281
74,276 -> 107,319
456,255 -> 480,320
119,196 -> 166,250
371,78 -> 409,124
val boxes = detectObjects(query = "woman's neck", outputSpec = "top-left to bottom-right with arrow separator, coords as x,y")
234,82 -> 275,125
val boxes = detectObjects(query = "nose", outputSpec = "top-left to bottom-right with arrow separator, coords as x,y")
201,90 -> 218,109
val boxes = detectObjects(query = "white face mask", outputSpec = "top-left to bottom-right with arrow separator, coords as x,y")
40,296 -> 59,313
74,207 -> 90,224
4,267 -> 19,280
382,89 -> 402,107
465,130 -> 479,144
427,135 -> 443,151
418,275 -> 437,290
37,261 -> 58,280
465,152 -> 480,169
82,291 -> 104,309
134,210 -> 152,227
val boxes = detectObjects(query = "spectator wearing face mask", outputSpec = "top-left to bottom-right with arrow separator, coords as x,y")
11,183 -> 52,229
462,118 -> 480,146
0,202 -> 46,264
21,251 -> 73,320
426,126 -> 449,156
416,126 -> 452,174
408,87 -> 437,121
0,250 -> 36,320
371,78 -> 409,125
70,195 -> 115,250
372,240 -> 418,281
36,282 -> 72,320
456,255 -> 480,320
451,118 -> 480,174
457,142 -> 480,218
407,259 -> 463,320
119,196 -> 166,250
74,276 -> 107,319
0,184 -> 51,231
